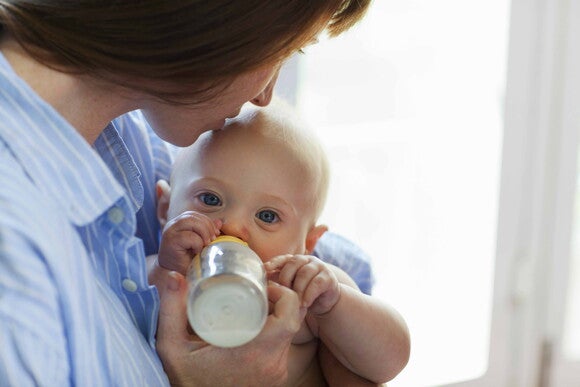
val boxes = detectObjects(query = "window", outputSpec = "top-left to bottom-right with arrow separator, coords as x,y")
276,1 -> 580,384
277,1 -> 510,385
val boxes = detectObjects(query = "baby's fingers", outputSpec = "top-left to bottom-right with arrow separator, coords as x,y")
169,211 -> 220,245
264,254 -> 293,271
301,270 -> 339,311
266,255 -> 310,289
288,257 -> 331,305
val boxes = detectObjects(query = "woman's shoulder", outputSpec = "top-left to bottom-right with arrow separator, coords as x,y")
0,142 -> 68,247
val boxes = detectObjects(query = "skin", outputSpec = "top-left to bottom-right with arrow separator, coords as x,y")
153,107 -> 411,385
0,34 -> 299,387
141,67 -> 281,147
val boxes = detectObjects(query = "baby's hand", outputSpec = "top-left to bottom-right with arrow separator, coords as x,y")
158,211 -> 221,275
265,254 -> 340,316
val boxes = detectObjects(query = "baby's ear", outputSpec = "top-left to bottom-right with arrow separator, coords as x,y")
305,224 -> 329,254
156,180 -> 171,228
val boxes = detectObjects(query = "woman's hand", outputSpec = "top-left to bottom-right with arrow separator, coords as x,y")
154,269 -> 302,386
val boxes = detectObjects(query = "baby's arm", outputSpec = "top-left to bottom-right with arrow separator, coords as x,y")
315,265 -> 410,383
266,255 -> 410,384
318,344 -> 382,386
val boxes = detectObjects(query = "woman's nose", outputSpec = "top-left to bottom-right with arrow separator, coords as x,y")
250,70 -> 280,107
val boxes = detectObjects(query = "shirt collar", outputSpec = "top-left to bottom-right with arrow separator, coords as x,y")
0,52 -> 143,225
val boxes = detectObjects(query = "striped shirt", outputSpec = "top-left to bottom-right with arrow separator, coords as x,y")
0,53 -> 168,385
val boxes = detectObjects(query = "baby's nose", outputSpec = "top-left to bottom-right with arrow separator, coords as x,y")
219,217 -> 250,243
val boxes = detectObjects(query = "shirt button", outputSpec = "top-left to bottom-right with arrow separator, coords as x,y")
108,206 -> 124,224
122,278 -> 138,292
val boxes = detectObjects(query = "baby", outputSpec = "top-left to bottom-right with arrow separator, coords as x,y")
154,99 -> 410,385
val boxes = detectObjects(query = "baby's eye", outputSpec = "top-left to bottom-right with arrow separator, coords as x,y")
256,209 -> 279,224
199,192 -> 221,207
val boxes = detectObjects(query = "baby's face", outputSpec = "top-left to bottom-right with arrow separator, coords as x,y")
167,126 -> 319,262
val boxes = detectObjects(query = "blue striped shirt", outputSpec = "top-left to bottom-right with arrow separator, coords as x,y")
0,53 -> 168,386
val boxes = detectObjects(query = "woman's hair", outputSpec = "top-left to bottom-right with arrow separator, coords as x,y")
0,0 -> 371,103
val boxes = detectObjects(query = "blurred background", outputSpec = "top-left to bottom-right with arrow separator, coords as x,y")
276,0 -> 580,386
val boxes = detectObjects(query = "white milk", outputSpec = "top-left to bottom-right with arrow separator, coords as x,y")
186,236 -> 267,347
188,275 -> 266,347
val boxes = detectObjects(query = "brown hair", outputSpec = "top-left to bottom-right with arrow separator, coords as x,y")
0,0 -> 371,103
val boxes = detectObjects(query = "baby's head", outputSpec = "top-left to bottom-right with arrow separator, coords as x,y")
157,98 -> 329,261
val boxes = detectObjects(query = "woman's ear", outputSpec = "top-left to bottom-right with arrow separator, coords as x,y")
305,224 -> 329,254
156,180 -> 171,228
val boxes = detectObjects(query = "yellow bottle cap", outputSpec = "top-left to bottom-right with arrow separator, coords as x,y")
211,235 -> 248,246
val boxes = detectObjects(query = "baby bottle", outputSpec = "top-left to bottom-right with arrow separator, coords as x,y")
186,235 -> 268,348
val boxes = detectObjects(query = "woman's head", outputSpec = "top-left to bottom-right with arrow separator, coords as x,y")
0,0 -> 371,104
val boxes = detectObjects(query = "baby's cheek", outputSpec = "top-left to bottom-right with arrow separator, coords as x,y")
254,236 -> 305,264
254,245 -> 284,263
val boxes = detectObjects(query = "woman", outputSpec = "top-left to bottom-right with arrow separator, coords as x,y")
0,1 -> 371,385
